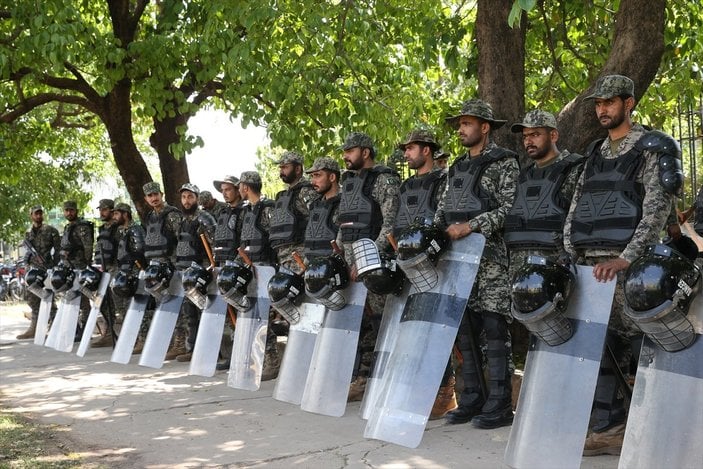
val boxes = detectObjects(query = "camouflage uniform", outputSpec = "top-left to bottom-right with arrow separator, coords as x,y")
23,209 -> 61,322
60,202 -> 95,328
436,99 -> 519,427
563,75 -> 675,433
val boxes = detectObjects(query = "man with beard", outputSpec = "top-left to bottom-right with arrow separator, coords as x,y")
270,151 -> 319,273
91,199 -> 122,347
59,200 -> 95,339
170,183 -> 216,362
303,157 -> 342,261
238,171 -> 280,379
505,110 -> 584,268
563,75 -> 675,455
211,175 -> 244,370
198,191 -> 228,218
17,205 -> 61,339
336,132 -> 401,401
141,182 -> 183,356
435,99 -> 519,429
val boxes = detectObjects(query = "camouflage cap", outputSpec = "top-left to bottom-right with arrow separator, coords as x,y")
178,182 -> 200,196
114,203 -> 132,214
30,204 -> 44,214
239,171 -> 262,185
433,149 -> 450,161
305,156 -> 341,174
276,150 -> 304,166
96,198 -> 115,210
584,74 -> 635,100
143,181 -> 161,195
510,110 -> 558,133
340,132 -> 375,151
213,175 -> 240,192
63,200 -> 78,210
445,98 -> 507,129
198,191 -> 214,205
398,128 -> 440,151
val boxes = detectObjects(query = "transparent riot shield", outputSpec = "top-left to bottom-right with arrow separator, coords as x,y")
29,271 -> 54,346
76,272 -> 112,357
52,272 -> 83,353
504,265 -> 616,469
619,291 -> 703,469
360,282 -> 412,420
364,233 -> 484,448
300,281 -> 368,417
189,269 -> 228,377
138,272 -> 185,368
273,300 -> 326,405
111,272 -> 150,364
227,265 -> 275,391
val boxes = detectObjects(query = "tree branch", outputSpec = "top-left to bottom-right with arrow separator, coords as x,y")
538,1 -> 579,94
1,93 -> 94,123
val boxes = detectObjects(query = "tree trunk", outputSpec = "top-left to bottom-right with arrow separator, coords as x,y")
151,114 -> 190,208
476,0 -> 526,156
557,0 -> 666,154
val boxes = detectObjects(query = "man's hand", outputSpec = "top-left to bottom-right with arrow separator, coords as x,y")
593,258 -> 630,282
446,222 -> 472,241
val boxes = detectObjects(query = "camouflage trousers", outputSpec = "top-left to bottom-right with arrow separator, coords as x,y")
468,259 -> 512,319
276,243 -> 306,275
356,290 -> 386,378
26,290 -> 57,321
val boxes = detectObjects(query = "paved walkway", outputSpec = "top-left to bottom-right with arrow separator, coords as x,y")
0,304 -> 618,468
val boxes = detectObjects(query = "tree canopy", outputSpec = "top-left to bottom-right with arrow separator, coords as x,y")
1,0 -> 701,242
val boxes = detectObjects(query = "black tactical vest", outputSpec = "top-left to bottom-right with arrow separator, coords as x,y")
695,188 -> 703,236
393,170 -> 445,237
304,194 -> 341,259
214,204 -> 242,263
144,205 -> 179,260
240,199 -> 275,263
95,222 -> 120,267
269,182 -> 311,249
117,224 -> 146,270
570,139 -> 646,249
338,166 -> 395,242
443,148 -> 515,224
60,219 -> 94,265
176,212 -> 212,268
504,154 -> 584,250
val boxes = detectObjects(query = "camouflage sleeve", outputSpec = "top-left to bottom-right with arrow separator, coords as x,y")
165,211 -> 183,238
433,183 -> 449,228
372,172 -> 401,251
665,199 -> 678,227
76,224 -> 94,264
562,170 -> 585,258
433,177 -> 447,217
621,150 -> 674,262
471,157 -> 519,237
260,204 -> 272,233
296,185 -> 319,216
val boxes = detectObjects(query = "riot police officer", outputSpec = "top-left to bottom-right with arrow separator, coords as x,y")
303,157 -> 342,262
91,199 -> 121,347
198,190 -> 228,218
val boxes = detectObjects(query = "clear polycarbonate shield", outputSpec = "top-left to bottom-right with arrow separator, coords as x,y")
619,290 -> 703,469
43,293 -> 63,349
32,272 -> 54,346
52,272 -> 83,353
76,272 -> 112,357
111,272 -> 150,364
189,269 -> 227,377
227,265 -> 275,391
273,300 -> 326,405
504,265 -> 616,469
138,272 -> 185,369
300,281 -> 368,417
364,233 -> 484,448
360,282 -> 412,420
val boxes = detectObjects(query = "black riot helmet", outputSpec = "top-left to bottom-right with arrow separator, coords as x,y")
182,263 -> 212,295
25,267 -> 48,289
396,220 -> 449,262
624,243 -> 701,352
664,234 -> 699,263
268,268 -> 305,324
111,270 -> 138,298
304,254 -> 350,297
78,266 -> 103,292
511,255 -> 575,346
50,262 -> 76,293
217,260 -> 253,296
143,260 -> 174,292
360,253 -> 406,296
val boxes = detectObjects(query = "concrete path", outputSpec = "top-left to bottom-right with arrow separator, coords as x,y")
0,304 -> 618,468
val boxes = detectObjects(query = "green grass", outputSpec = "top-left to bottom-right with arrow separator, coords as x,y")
0,412 -> 83,469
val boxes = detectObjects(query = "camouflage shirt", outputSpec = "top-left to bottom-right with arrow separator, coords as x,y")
434,141 -> 520,266
24,223 -> 61,268
205,200 -> 229,219
61,219 -> 94,269
563,124 -> 674,262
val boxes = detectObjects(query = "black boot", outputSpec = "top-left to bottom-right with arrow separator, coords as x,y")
446,330 -> 485,425
472,315 -> 513,429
